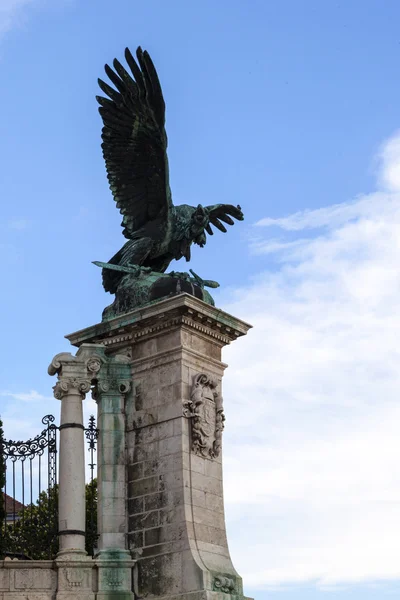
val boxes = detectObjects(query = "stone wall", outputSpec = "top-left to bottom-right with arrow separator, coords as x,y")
118,298 -> 250,600
0,559 -> 108,600
0,561 -> 57,600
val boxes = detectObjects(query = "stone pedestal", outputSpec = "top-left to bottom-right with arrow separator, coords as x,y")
66,294 -> 252,600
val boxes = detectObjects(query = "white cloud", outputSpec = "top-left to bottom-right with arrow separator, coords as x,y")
255,197 -> 369,230
0,389 -> 52,402
220,131 -> 400,588
250,237 -> 309,256
376,129 -> 400,192
0,0 -> 36,36
0,0 -> 71,38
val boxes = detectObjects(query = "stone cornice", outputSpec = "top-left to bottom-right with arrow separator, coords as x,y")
65,294 -> 252,349
0,560 -> 56,568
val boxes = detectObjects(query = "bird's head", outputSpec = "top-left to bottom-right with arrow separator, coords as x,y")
190,204 -> 209,248
175,204 -> 210,262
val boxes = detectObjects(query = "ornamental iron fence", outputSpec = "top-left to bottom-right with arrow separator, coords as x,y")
0,414 -> 98,560
85,414 -> 99,556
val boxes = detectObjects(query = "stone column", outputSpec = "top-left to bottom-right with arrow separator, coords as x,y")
93,353 -> 135,600
49,352 -> 91,558
49,346 -> 105,600
65,295 -> 252,600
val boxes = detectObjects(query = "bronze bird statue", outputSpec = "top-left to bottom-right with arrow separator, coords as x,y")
96,46 -> 244,297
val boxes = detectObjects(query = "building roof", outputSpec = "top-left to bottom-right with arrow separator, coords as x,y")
4,493 -> 24,514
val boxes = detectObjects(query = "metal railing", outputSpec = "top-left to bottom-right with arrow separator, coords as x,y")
85,415 -> 99,556
0,414 -> 98,559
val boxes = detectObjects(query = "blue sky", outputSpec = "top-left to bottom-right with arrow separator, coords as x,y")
1,1 -> 400,598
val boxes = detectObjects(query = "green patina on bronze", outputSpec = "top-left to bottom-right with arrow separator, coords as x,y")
95,46 -> 244,320
94,263 -> 219,319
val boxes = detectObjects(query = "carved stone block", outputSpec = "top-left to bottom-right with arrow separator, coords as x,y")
96,557 -> 135,600
0,569 -> 10,590
183,374 -> 225,459
5,595 -> 54,600
57,566 -> 92,591
14,569 -> 53,590
55,558 -> 95,600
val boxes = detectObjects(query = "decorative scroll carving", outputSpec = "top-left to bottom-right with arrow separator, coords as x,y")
214,575 -> 235,593
92,378 -> 131,400
48,352 -> 79,376
53,377 -> 92,399
89,351 -> 132,401
2,415 -> 56,461
183,373 -> 225,459
49,351 -> 95,400
49,349 -> 132,404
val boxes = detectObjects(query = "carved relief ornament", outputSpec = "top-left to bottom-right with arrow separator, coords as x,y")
214,575 -> 235,593
92,378 -> 132,401
65,568 -> 84,588
86,356 -> 102,375
53,377 -> 92,399
183,373 -> 225,459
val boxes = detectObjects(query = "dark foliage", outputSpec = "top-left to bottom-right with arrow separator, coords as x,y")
1,480 -> 98,560
85,478 -> 98,556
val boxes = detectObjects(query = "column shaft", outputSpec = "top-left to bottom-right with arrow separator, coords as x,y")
97,391 -> 127,552
93,357 -> 135,600
58,389 -> 87,554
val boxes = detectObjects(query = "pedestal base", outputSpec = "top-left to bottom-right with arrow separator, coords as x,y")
66,294 -> 252,600
55,556 -> 95,600
96,554 -> 135,600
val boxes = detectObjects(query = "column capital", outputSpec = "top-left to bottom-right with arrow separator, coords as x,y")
48,353 -> 90,400
49,347 -> 132,402
52,377 -> 91,400
48,345 -> 107,400
94,378 -> 132,396
92,353 -> 132,400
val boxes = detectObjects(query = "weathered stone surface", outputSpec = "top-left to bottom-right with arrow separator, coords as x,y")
63,295 -> 252,600
14,568 -> 53,589
96,556 -> 135,600
0,561 -> 57,600
55,559 -> 95,600
0,569 -> 10,590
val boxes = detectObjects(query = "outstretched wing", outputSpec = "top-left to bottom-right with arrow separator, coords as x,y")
204,204 -> 244,236
97,46 -> 171,238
